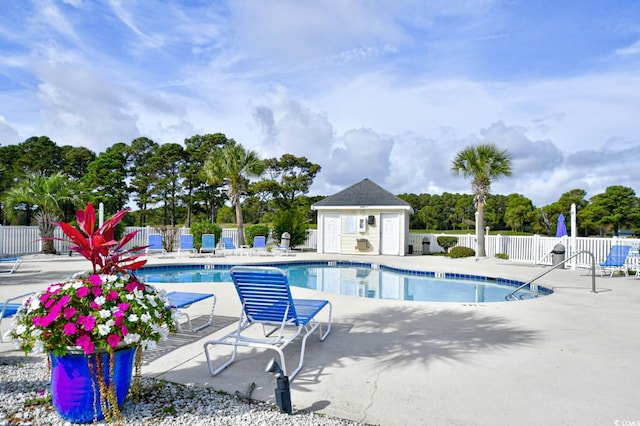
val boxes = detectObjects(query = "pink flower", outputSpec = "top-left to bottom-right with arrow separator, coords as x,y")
125,281 -> 144,292
63,306 -> 77,319
40,310 -> 59,327
107,334 -> 121,348
114,315 -> 124,327
56,295 -> 70,307
77,287 -> 90,298
63,322 -> 77,335
90,301 -> 102,310
89,274 -> 102,286
105,290 -> 118,301
91,286 -> 102,297
120,324 -> 128,336
76,334 -> 95,354
77,315 -> 96,331
117,303 -> 129,312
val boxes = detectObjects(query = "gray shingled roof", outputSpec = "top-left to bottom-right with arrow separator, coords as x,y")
312,178 -> 411,208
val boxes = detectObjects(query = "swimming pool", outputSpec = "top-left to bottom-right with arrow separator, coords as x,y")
136,261 -> 551,303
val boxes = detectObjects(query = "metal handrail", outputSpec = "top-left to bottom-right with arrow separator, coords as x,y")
507,250 -> 597,300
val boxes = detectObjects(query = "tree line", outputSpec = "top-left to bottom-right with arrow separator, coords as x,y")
2,135 -> 640,246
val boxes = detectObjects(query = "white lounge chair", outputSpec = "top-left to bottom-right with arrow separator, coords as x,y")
203,266 -> 332,380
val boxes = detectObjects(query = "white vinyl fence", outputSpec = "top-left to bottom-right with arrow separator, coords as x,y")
0,226 -> 318,256
1,224 -> 636,269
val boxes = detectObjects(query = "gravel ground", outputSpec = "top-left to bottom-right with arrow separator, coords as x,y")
0,354 -> 363,426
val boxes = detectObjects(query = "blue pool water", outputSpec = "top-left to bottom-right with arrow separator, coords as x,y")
136,261 -> 551,303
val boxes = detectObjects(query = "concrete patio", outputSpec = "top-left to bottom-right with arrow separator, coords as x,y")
1,253 -> 639,425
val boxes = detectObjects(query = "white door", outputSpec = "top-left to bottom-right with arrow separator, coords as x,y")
380,213 -> 400,255
323,213 -> 341,253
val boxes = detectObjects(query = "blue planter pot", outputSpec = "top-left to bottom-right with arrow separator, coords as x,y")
50,346 -> 137,423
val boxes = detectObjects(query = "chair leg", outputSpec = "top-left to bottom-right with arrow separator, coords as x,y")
192,295 -> 216,332
205,340 -> 240,376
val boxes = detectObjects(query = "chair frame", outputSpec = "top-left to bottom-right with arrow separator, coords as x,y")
1,292 -> 36,342
166,291 -> 216,332
0,257 -> 22,274
203,266 -> 332,380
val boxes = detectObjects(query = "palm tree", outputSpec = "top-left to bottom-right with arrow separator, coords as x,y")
204,141 -> 264,246
2,172 -> 80,254
450,144 -> 512,257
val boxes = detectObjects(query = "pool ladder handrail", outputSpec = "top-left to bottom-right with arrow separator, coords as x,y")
506,250 -> 597,301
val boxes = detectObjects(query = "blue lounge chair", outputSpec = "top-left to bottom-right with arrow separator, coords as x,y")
199,234 -> 218,256
203,266 -> 332,380
0,257 -> 22,274
1,292 -> 35,342
600,245 -> 632,277
250,236 -> 267,256
178,234 -> 197,257
167,291 -> 216,332
218,236 -> 237,256
146,234 -> 165,256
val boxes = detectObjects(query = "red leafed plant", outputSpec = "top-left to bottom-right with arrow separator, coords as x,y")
55,203 -> 147,274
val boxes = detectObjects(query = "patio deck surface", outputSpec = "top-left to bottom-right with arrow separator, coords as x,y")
1,252 -> 639,425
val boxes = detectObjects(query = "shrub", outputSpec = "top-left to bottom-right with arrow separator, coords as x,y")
272,209 -> 309,247
437,236 -> 458,253
496,253 -> 509,260
190,221 -> 222,250
449,246 -> 476,258
245,224 -> 271,246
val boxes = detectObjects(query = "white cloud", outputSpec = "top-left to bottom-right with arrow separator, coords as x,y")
0,115 -> 21,145
615,40 -> 640,56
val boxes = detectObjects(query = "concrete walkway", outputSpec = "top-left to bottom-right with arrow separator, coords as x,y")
2,253 -> 639,425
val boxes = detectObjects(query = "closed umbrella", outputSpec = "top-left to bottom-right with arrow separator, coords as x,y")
556,213 -> 568,237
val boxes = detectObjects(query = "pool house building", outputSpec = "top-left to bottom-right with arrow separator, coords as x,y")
311,178 -> 414,256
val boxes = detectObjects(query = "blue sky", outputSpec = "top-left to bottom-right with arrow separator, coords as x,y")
1,0 -> 640,207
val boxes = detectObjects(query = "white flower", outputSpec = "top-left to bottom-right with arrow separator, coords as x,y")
99,309 -> 111,319
98,324 -> 111,336
33,341 -> 45,354
145,295 -> 158,307
126,294 -> 134,300
124,334 -> 139,344
31,328 -> 42,338
94,296 -> 106,306
141,340 -> 157,351
15,324 -> 27,335
128,314 -> 139,322
27,297 -> 41,312
141,313 -> 151,322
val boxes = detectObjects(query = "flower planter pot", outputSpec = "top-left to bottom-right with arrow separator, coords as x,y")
50,345 -> 137,423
